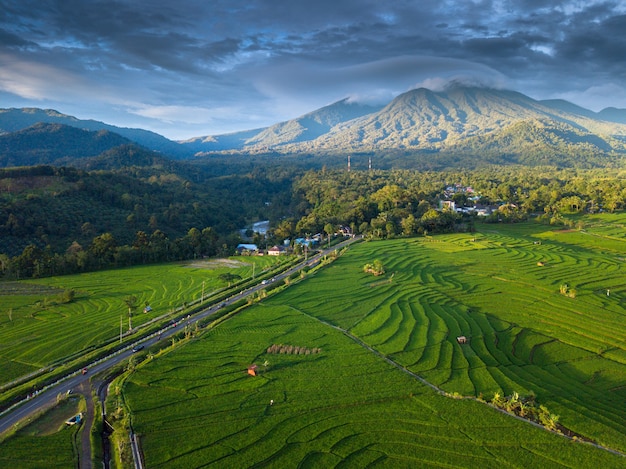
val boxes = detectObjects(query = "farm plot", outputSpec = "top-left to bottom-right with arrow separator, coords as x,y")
0,256 -> 283,386
0,396 -> 82,468
122,303 -> 624,468
270,220 -> 626,452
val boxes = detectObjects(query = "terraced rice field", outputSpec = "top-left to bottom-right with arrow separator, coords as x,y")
123,214 -> 626,466
0,257 -> 283,386
124,304 -> 623,468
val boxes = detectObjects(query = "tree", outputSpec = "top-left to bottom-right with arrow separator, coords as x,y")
218,272 -> 242,287
274,219 -> 295,241
363,259 -> 385,276
124,295 -> 139,331
323,223 -> 335,247
89,233 -> 117,267
401,214 -> 418,236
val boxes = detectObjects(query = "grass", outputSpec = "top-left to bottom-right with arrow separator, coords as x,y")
116,213 -> 626,467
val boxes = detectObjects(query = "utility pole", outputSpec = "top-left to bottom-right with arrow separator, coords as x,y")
201,280 -> 205,303
253,263 -> 255,279
120,315 -> 122,343
347,154 -> 351,172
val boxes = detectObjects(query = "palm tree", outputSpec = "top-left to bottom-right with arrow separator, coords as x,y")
124,295 -> 139,331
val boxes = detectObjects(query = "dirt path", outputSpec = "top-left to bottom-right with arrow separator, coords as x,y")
78,381 -> 94,469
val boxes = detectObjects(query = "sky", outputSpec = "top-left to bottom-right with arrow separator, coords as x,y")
1,1 -> 626,140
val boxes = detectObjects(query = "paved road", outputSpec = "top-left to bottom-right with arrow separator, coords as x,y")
0,236 -> 361,438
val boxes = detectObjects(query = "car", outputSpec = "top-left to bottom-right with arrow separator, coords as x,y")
132,345 -> 144,353
261,280 -> 268,285
81,368 -> 88,375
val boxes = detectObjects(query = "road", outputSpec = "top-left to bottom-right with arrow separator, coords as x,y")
0,235 -> 361,438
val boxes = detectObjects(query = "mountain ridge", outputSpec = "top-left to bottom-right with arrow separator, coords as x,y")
3,86 -> 626,169
250,87 -> 626,152
0,107 -> 193,159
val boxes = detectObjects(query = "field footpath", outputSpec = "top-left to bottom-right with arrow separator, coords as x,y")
293,306 -> 626,460
77,381 -> 93,469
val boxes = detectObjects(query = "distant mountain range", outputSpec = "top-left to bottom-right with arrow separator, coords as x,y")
0,107 -> 192,159
2,86 -> 626,169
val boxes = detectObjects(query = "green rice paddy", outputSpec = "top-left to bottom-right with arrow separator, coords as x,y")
121,214 -> 626,467
0,256 -> 284,386
0,396 -> 82,468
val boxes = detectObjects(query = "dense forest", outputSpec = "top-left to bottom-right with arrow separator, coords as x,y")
2,160 -> 626,280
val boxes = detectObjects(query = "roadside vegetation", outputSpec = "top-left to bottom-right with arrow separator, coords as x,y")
0,393 -> 83,468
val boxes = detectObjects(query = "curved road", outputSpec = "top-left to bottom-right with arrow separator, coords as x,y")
0,236 -> 360,440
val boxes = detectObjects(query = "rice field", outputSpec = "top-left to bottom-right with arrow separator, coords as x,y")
122,303 -> 624,468
0,395 -> 82,468
0,256 -> 285,386
120,213 -> 626,466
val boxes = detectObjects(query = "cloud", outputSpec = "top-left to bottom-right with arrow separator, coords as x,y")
556,83 -> 626,112
0,53 -> 88,100
2,0 -> 626,138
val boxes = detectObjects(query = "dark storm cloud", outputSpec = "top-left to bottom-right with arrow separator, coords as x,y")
0,0 -> 625,138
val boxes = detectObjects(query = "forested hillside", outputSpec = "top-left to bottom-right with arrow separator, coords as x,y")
0,163 -> 292,277
0,123 -> 132,167
2,161 -> 626,280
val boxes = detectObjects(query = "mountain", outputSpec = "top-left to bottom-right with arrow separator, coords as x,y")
0,123 -> 134,167
596,107 -> 626,124
181,98 -> 381,154
71,143 -> 184,172
4,87 -> 626,169
185,86 -> 626,168
179,128 -> 265,153
0,108 -> 192,159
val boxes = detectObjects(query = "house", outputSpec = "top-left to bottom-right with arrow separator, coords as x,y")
268,245 -> 286,256
338,225 -> 353,237
247,365 -> 258,376
143,305 -> 152,313
457,336 -> 468,344
236,243 -> 259,255
440,200 -> 456,210
294,238 -> 317,248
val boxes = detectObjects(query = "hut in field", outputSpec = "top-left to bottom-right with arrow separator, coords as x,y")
247,365 -> 258,376
457,336 -> 468,344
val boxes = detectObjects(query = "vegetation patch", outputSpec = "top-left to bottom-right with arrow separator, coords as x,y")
266,344 -> 322,355
0,396 -> 82,468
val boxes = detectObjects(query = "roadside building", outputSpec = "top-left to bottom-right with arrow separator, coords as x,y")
236,244 -> 259,255
268,245 -> 286,256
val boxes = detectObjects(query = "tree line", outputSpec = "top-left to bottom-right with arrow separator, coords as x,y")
2,163 -> 626,279
259,165 -> 626,244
